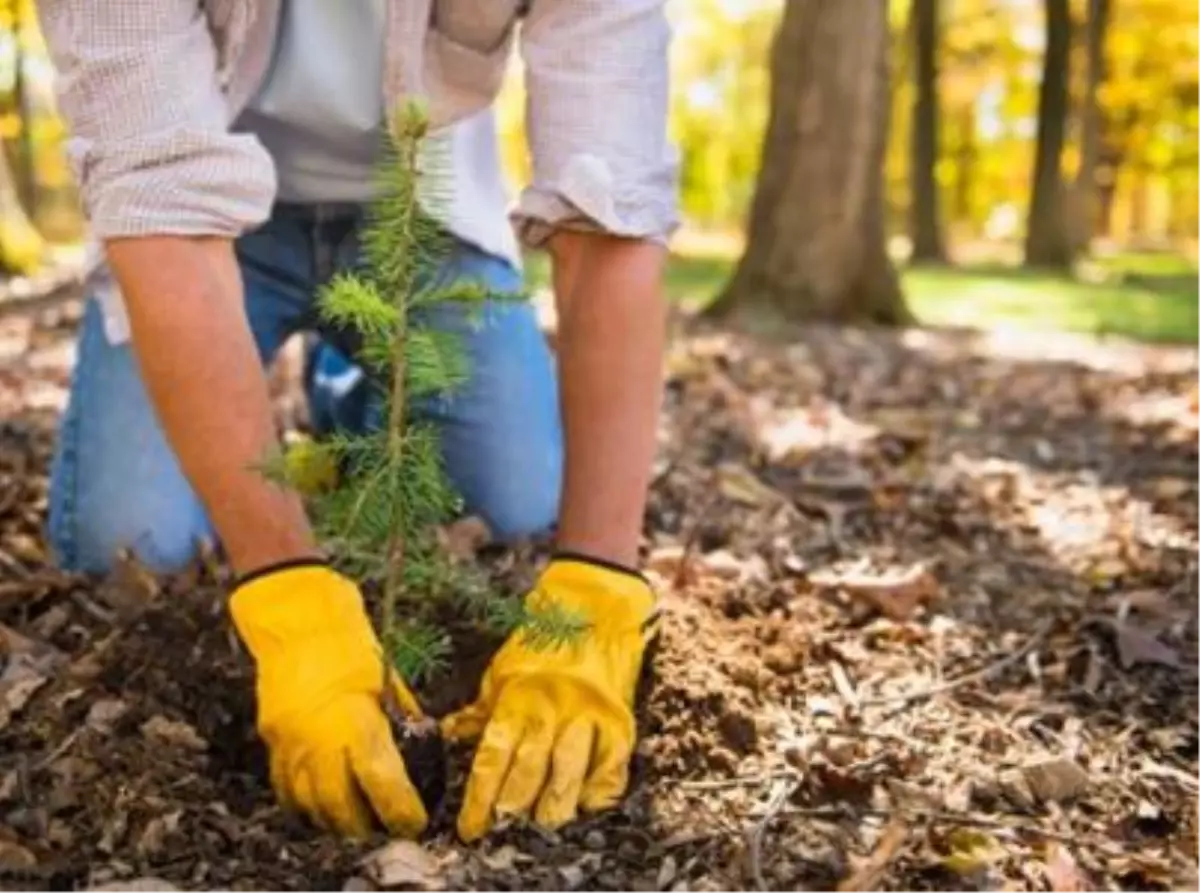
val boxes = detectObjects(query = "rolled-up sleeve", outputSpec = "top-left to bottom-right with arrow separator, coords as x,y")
36,1 -> 275,240
514,0 -> 680,248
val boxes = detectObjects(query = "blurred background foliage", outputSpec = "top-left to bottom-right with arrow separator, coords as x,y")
2,0 -> 1197,341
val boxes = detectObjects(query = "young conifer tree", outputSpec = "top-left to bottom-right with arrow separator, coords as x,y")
267,101 -> 582,685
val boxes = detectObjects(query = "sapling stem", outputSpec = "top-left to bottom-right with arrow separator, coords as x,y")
382,118 -> 420,633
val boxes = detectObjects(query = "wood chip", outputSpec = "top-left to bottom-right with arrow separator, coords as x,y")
360,840 -> 444,890
139,715 -> 208,752
1043,843 -> 1089,891
811,562 -> 939,621
837,818 -> 908,891
1022,757 -> 1089,803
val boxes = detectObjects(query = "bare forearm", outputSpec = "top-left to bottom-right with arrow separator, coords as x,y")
550,233 -> 667,567
105,237 -> 316,574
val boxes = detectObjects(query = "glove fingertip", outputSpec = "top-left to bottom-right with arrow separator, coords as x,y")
390,676 -> 425,720
579,762 -> 631,814
533,794 -> 578,832
456,807 -> 489,843
440,705 -> 488,742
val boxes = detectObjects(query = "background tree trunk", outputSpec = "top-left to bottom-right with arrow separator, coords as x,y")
1024,0 -> 1074,268
910,0 -> 946,263
710,0 -> 908,325
1069,0 -> 1111,253
953,104 -> 977,227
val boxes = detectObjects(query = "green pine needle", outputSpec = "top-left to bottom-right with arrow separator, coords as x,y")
384,620 -> 452,685
318,274 -> 399,337
405,327 -> 469,398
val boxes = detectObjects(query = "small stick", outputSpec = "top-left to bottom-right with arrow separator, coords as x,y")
774,804 -> 1087,846
857,619 -> 1055,709
32,727 -> 84,772
746,778 -> 796,892
679,769 -> 799,792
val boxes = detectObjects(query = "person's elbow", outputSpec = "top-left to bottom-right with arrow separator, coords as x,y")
78,129 -> 277,241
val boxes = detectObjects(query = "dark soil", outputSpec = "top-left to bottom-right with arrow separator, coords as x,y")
1,301 -> 1197,891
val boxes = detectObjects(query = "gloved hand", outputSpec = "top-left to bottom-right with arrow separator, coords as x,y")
442,555 -> 659,841
229,561 -> 428,838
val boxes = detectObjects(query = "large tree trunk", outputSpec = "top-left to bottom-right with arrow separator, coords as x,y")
1024,0 -> 1074,268
1069,0 -> 1111,252
709,0 -> 908,325
909,0 -> 946,263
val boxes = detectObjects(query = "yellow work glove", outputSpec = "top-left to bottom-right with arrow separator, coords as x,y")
443,555 -> 659,842
229,561 -> 428,839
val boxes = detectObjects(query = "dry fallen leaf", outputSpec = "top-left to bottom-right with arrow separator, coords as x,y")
87,878 -> 180,892
716,462 -> 780,508
1106,589 -> 1192,626
837,818 -> 908,891
657,854 -> 678,890
436,516 -> 492,561
478,845 -> 526,873
1042,843 -> 1087,891
0,839 -> 36,871
1110,618 -> 1184,671
810,563 -> 939,621
1022,757 -> 1089,804
940,827 -> 1005,876
1150,476 -> 1190,500
96,549 -> 161,618
0,622 -> 64,731
86,698 -> 129,733
360,840 -> 445,891
556,859 -> 604,893
1105,853 -> 1176,890
139,715 -> 208,752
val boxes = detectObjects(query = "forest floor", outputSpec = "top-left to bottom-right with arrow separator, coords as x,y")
525,246 -> 1200,345
0,299 -> 1197,891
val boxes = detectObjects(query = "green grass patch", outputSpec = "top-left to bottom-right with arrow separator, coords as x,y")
525,250 -> 1197,344
904,260 -> 1197,343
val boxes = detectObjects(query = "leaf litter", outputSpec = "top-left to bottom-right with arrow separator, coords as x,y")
0,311 -> 1196,890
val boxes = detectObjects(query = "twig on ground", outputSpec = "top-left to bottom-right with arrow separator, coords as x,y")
857,619 -> 1055,709
829,660 -> 860,709
1139,758 -> 1200,791
836,817 -> 908,892
680,769 -> 799,792
775,804 -> 1088,846
747,778 -> 797,892
32,726 -> 83,772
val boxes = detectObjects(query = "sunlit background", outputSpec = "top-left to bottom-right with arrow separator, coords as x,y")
0,0 -> 1196,341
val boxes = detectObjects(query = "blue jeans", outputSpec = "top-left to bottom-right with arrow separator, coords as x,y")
47,203 -> 563,574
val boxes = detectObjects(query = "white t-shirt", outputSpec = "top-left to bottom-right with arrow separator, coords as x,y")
234,0 -> 520,267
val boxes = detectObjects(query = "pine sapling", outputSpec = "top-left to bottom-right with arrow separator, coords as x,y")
263,100 -> 585,691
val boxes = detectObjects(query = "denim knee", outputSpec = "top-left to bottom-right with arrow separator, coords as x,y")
47,300 -> 214,576
470,458 -> 562,542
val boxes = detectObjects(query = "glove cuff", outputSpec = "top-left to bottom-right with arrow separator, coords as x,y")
551,550 -> 650,585
233,556 -> 329,589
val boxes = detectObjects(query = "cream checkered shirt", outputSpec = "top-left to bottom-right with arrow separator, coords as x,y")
36,0 -> 679,254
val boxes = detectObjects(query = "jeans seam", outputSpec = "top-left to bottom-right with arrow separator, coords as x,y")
48,327 -> 86,569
